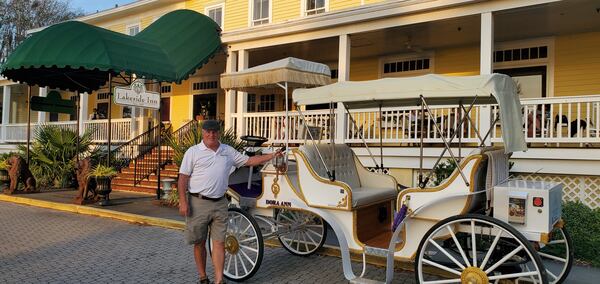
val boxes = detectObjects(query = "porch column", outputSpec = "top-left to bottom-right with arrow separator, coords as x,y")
225,50 -> 238,131
1,85 -> 11,142
480,12 -> 494,145
37,87 -> 48,124
79,92 -> 89,135
236,49 -> 249,137
480,12 -> 494,75
336,34 -> 351,143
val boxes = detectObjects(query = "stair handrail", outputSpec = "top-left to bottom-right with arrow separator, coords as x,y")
171,119 -> 200,145
110,123 -> 172,185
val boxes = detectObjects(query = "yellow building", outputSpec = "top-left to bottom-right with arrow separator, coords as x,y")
1,0 -> 599,206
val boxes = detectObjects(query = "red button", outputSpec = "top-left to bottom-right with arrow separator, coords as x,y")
533,197 -> 544,207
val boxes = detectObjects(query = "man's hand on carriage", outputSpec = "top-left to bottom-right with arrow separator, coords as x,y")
245,148 -> 284,167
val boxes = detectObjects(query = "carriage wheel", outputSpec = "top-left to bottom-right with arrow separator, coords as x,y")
415,214 -> 547,284
209,207 -> 263,281
276,209 -> 327,256
536,226 -> 573,284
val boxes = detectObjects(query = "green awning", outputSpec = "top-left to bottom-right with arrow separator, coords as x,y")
1,9 -> 221,93
136,9 -> 222,82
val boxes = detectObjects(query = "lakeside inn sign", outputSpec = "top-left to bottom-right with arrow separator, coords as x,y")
114,79 -> 160,109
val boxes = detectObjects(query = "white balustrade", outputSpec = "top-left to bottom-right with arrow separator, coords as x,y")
346,105 -> 482,144
241,110 -> 333,144
491,95 -> 600,145
84,118 -> 137,143
237,95 -> 600,147
2,118 -> 142,143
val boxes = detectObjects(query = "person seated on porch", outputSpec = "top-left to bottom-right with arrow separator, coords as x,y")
89,108 -> 99,120
526,104 -> 550,138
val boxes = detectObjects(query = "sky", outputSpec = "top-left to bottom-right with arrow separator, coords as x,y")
70,0 -> 137,15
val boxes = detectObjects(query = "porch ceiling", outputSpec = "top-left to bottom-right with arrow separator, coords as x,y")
247,0 -> 600,66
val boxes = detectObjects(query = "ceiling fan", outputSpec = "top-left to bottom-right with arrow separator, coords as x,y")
403,35 -> 424,53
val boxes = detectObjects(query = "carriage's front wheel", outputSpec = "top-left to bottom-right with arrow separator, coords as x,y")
209,207 -> 263,281
276,209 -> 327,256
415,214 -> 548,284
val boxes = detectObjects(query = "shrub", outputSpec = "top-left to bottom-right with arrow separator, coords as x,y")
562,201 -> 600,266
432,159 -> 458,186
89,164 -> 118,178
165,122 -> 244,167
18,125 -> 97,188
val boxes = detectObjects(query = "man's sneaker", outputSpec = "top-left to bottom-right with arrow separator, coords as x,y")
199,277 -> 210,284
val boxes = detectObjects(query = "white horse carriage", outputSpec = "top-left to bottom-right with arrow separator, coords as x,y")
217,58 -> 573,284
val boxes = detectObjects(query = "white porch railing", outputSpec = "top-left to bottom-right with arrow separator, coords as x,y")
84,118 -> 134,143
241,110 -> 334,144
345,105 -> 483,144
491,95 -> 600,144
237,95 -> 600,147
2,118 -> 139,143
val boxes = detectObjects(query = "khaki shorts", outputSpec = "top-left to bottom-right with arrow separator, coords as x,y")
185,195 -> 228,244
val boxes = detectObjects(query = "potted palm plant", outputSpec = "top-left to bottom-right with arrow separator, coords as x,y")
89,164 -> 118,206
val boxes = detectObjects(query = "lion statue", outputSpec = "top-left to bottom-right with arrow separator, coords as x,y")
7,155 -> 37,194
74,157 -> 98,204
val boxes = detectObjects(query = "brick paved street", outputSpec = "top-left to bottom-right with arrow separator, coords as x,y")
0,202 -> 417,283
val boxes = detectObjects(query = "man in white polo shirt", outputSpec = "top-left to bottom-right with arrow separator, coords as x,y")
178,120 -> 279,284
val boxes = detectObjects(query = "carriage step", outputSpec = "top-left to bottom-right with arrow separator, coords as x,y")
349,277 -> 383,284
364,246 -> 389,257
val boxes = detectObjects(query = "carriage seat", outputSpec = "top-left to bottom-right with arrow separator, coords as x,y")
298,144 -> 398,208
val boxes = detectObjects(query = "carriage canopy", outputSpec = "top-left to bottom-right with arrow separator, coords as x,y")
220,57 -> 331,92
293,73 -> 527,152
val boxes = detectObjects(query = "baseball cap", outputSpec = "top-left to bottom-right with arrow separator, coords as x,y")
201,120 -> 220,131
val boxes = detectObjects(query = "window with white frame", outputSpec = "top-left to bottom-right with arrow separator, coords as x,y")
380,55 -> 433,78
127,24 -> 140,36
206,4 -> 224,28
251,0 -> 270,26
304,0 -> 326,16
246,94 -> 275,112
258,94 -> 275,112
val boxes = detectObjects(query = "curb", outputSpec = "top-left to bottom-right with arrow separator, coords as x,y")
0,194 -> 185,231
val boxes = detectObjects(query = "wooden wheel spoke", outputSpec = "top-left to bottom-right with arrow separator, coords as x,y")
471,220 -> 477,267
480,230 -> 503,270
422,279 -> 462,284
484,245 -> 524,274
239,236 -> 257,244
538,252 -> 567,263
488,271 -> 539,280
428,239 -> 466,270
239,246 -> 257,266
237,253 -> 249,275
422,259 -> 462,276
447,225 -> 471,267
240,244 -> 259,253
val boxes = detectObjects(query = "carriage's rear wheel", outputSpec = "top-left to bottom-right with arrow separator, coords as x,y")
536,226 -> 573,284
415,214 -> 548,284
209,207 -> 263,281
276,209 -> 327,256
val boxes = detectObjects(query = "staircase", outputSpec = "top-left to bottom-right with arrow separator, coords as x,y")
111,146 -> 178,194
110,120 -> 198,194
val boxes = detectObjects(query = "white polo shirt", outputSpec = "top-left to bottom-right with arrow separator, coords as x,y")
179,141 -> 249,198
